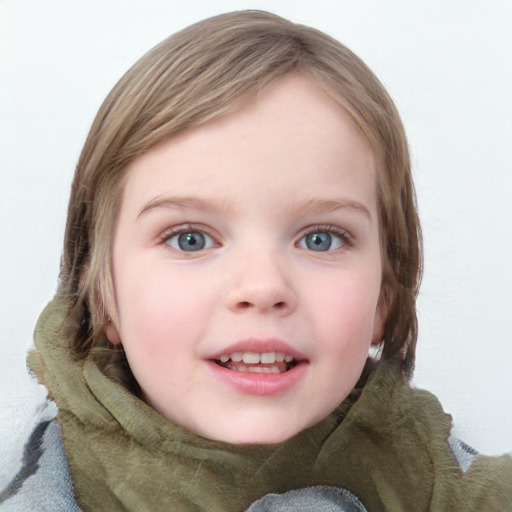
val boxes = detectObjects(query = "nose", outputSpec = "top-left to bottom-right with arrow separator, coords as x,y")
226,251 -> 297,316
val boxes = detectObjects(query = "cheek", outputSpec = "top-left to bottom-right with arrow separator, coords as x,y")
113,265 -> 211,395
115,262 -> 216,349
305,269 -> 381,346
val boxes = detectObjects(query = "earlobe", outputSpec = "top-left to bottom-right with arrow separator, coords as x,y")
371,295 -> 387,345
371,321 -> 384,345
104,321 -> 121,345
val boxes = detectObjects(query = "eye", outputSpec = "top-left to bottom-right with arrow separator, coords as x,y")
165,230 -> 215,252
298,228 -> 348,252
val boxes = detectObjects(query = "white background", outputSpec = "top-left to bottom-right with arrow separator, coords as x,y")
0,0 -> 511,455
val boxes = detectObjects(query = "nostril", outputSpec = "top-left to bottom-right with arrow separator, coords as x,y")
231,298 -> 291,312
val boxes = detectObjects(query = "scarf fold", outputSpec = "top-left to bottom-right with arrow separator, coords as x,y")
29,296 -> 512,512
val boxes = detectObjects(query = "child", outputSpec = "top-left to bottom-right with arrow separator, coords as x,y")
2,9 -> 511,511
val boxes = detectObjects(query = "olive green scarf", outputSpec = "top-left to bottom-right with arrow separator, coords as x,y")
29,296 -> 512,511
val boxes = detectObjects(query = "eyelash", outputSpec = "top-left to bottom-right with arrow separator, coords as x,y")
158,223 -> 217,244
157,223 -> 353,252
297,224 -> 353,251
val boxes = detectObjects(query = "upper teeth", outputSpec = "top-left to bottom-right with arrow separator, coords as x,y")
219,352 -> 294,364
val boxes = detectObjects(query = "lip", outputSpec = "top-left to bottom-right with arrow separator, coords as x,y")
206,359 -> 308,396
205,338 -> 308,396
208,338 -> 307,361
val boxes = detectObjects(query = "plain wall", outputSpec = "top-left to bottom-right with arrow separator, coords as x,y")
1,0 -> 511,455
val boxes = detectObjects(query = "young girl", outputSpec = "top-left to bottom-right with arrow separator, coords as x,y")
2,9 -> 511,511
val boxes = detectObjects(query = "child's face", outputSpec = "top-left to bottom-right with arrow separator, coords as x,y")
107,75 -> 384,444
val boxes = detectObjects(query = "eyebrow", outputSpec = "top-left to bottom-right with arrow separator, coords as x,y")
137,196 -> 234,218
138,196 -> 373,222
286,198 -> 373,223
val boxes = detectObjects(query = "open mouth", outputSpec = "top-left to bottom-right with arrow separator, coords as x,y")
213,351 -> 298,374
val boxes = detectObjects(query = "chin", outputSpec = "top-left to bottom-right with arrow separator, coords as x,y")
220,430 -> 297,445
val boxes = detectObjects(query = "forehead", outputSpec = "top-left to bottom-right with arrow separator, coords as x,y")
121,75 -> 377,216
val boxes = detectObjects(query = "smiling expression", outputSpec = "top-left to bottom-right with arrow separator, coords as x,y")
106,75 -> 385,444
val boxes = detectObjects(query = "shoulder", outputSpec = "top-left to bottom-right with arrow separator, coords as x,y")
245,486 -> 368,512
448,434 -> 480,472
0,391 -> 81,511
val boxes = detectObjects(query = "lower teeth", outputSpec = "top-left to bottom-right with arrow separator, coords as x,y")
226,363 -> 283,374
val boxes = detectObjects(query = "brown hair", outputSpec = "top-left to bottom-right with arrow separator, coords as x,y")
59,10 -> 422,391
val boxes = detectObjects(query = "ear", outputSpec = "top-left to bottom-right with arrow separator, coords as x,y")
104,321 -> 122,345
80,259 -> 122,345
371,294 -> 387,345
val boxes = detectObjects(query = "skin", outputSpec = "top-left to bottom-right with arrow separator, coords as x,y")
106,75 -> 385,444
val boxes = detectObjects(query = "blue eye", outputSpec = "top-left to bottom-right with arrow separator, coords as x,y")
166,231 -> 215,252
299,230 -> 346,252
